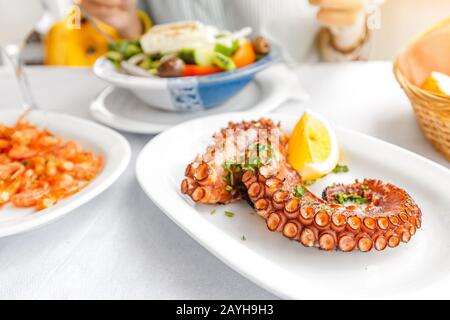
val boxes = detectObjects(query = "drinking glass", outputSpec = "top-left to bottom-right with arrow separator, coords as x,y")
0,0 -> 44,110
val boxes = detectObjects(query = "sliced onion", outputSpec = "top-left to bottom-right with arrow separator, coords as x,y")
120,61 -> 153,78
126,53 -> 146,65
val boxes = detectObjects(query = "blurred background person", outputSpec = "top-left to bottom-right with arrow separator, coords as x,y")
3,0 -> 450,66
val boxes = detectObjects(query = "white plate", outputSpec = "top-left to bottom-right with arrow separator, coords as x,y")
91,64 -> 307,134
136,112 -> 450,299
0,109 -> 130,238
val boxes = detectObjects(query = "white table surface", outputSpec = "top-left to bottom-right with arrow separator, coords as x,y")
0,62 -> 448,299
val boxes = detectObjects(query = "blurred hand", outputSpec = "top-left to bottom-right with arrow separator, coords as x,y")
309,0 -> 365,27
78,0 -> 142,38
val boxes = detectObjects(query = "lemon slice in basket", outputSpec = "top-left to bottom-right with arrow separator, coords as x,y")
287,111 -> 339,181
421,71 -> 450,96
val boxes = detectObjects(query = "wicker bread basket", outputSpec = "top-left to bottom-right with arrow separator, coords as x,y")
393,18 -> 450,160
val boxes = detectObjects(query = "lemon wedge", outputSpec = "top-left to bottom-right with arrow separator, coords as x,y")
421,72 -> 450,96
287,111 -> 339,181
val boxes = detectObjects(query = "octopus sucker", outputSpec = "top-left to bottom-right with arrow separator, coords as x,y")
346,216 -> 362,233
180,178 -> 196,196
338,232 -> 356,252
396,227 -> 412,243
267,212 -> 282,231
268,211 -> 287,233
273,190 -> 289,210
284,197 -> 300,219
193,162 -> 209,181
355,233 -> 373,252
283,220 -> 302,239
255,198 -> 273,218
389,215 -> 400,227
377,217 -> 389,230
299,204 -> 315,226
181,119 -> 422,253
415,217 -> 422,229
300,227 -> 318,248
248,182 -> 265,201
254,198 -> 269,211
191,186 -> 207,202
372,233 -> 388,251
185,164 -> 194,177
409,224 -> 417,236
331,212 -> 346,232
319,230 -> 337,251
362,217 -> 376,234
385,231 -> 401,248
314,211 -> 330,229
242,170 -> 256,187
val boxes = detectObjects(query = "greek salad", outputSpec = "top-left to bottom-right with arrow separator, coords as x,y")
106,21 -> 271,78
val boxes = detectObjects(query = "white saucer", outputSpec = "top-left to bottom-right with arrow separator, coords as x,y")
90,64 -> 307,134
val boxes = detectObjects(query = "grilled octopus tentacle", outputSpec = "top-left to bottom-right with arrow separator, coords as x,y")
243,165 -> 422,252
181,119 -> 287,204
181,119 -> 422,252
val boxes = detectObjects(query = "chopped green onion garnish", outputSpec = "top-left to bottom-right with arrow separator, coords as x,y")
224,211 -> 235,218
332,164 -> 349,174
243,163 -> 255,171
334,193 -> 368,205
294,185 -> 306,198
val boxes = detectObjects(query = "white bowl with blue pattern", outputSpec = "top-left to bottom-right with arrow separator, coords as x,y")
93,48 -> 280,113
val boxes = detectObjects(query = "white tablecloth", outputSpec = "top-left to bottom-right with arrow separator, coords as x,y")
0,62 -> 448,299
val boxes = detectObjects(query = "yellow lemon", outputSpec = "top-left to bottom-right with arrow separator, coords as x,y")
421,72 -> 450,96
288,111 -> 339,181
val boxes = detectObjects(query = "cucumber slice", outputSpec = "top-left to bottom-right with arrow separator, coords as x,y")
212,52 -> 236,71
215,43 -> 232,57
138,56 -> 153,70
193,46 -> 215,66
123,43 -> 142,59
178,49 -> 195,64
215,40 -> 239,57
106,51 -> 123,62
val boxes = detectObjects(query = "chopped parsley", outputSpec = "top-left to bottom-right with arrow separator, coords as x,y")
255,143 -> 273,155
294,185 -> 306,198
224,211 -> 235,218
361,184 -> 369,190
246,143 -> 275,169
241,235 -> 246,241
223,160 -> 237,186
223,161 -> 248,193
332,164 -> 349,174
210,209 -> 216,215
222,143 -> 278,186
334,193 -> 368,205
243,163 -> 255,171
